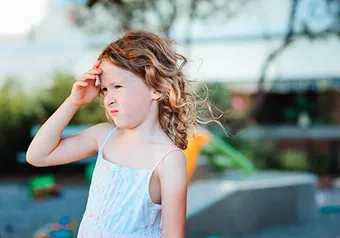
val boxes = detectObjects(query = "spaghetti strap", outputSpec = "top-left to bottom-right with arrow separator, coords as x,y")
149,148 -> 187,176
99,127 -> 118,155
146,148 -> 187,204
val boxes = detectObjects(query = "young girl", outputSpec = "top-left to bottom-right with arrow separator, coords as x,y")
27,30 -> 200,238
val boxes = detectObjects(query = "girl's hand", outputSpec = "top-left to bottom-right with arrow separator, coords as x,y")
69,60 -> 102,107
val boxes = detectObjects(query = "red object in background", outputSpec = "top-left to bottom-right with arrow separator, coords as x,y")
232,96 -> 245,110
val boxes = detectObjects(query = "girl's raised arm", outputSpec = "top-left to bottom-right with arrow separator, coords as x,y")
26,61 -> 104,167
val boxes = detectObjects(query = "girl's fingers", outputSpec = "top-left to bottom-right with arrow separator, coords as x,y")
93,60 -> 101,69
88,68 -> 102,75
82,73 -> 96,80
82,69 -> 101,80
75,80 -> 88,88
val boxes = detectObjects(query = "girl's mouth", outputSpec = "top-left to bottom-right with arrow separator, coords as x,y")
109,110 -> 119,115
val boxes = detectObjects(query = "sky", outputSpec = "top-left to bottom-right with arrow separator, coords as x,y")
0,0 -> 87,36
0,0 -> 47,35
0,0 -> 290,38
0,0 -> 331,38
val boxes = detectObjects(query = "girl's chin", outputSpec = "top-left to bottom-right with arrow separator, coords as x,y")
113,121 -> 140,130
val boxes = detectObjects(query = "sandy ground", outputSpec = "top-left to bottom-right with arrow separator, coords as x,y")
0,182 -> 88,238
1,181 -> 340,238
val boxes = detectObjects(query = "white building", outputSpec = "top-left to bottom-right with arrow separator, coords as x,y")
0,0 -> 90,90
1,0 -> 340,93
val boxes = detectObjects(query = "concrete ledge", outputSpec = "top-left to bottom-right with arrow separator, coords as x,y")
186,171 -> 317,237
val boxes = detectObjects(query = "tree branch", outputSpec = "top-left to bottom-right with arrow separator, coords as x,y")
163,0 -> 177,36
228,0 -> 299,132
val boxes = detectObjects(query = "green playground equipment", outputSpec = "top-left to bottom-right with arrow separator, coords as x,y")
85,162 -> 96,185
202,132 -> 256,174
28,175 -> 60,200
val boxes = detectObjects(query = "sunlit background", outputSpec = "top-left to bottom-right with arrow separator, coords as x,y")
1,0 -> 340,237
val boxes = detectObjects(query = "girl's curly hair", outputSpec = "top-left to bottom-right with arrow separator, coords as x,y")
98,30 -> 218,150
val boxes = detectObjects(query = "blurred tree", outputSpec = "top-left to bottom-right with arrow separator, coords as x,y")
78,0 -> 249,37
0,76 -> 38,174
37,72 -> 107,124
77,0 -> 340,132
194,82 -> 233,125
0,72 -> 108,174
229,0 -> 340,132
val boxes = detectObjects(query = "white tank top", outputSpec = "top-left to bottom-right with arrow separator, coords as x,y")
77,127 -> 185,237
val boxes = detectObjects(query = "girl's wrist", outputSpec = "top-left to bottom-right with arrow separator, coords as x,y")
65,97 -> 82,110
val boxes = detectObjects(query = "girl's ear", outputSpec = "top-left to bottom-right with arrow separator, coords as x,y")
151,89 -> 162,100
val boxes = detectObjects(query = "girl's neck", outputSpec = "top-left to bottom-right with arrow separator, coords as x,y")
121,120 -> 164,143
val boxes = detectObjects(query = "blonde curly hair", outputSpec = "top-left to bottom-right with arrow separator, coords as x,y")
97,30 -> 216,150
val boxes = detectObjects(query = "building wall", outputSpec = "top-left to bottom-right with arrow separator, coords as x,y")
331,90 -> 340,124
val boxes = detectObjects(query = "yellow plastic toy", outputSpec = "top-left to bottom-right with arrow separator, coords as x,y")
184,126 -> 256,182
184,127 -> 212,182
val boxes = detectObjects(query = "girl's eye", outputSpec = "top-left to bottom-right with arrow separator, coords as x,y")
100,87 -> 108,94
114,85 -> 122,89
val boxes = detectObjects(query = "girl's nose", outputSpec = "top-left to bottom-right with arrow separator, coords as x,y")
106,94 -> 117,107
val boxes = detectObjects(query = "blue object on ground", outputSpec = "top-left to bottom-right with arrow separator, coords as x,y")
320,205 -> 340,213
59,216 -> 70,226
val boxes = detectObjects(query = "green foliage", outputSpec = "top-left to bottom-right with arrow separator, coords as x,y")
223,136 -> 330,174
0,76 -> 38,174
283,94 -> 314,123
0,72 -> 108,173
308,153 -> 329,175
280,150 -> 310,171
34,72 -> 75,122
283,93 -> 334,125
36,71 -> 107,124
226,137 -> 281,170
194,82 -> 233,125
0,76 -> 36,124
279,149 -> 330,174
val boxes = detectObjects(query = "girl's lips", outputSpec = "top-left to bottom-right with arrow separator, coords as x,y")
109,110 -> 119,115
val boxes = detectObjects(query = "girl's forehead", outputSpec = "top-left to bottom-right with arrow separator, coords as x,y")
100,61 -> 125,76
100,61 -> 135,83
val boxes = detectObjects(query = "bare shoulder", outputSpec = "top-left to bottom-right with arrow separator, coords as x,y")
162,149 -> 187,170
158,148 -> 188,185
154,131 -> 187,174
158,147 -> 188,216
90,122 -> 115,134
85,122 -> 116,146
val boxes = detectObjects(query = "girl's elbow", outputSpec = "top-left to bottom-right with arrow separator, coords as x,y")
26,157 -> 42,167
26,152 -> 47,167
162,232 -> 185,238
162,226 -> 186,238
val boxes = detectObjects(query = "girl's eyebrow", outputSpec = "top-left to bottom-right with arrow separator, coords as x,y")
101,80 -> 125,87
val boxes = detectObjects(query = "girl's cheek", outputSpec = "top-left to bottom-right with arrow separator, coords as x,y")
103,96 -> 109,106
